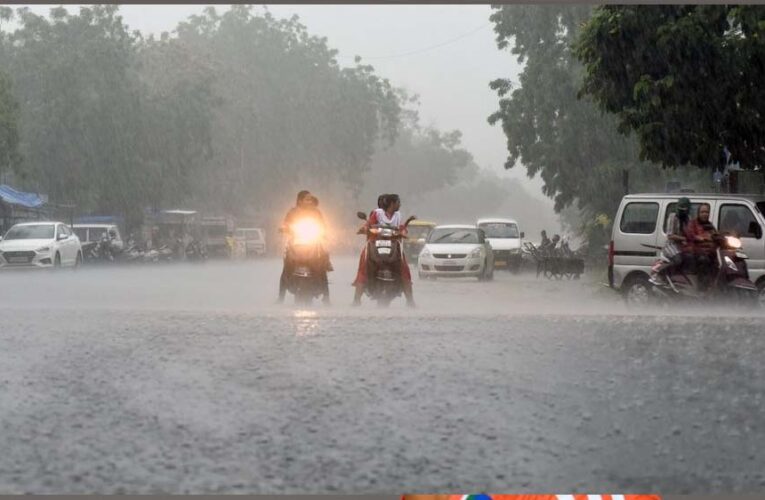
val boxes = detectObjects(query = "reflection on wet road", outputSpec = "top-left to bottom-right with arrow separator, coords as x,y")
0,257 -> 763,493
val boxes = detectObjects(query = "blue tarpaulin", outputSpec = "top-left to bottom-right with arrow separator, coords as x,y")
0,184 -> 46,209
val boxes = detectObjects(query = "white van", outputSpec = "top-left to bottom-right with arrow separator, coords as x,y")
476,218 -> 525,272
609,193 -> 765,300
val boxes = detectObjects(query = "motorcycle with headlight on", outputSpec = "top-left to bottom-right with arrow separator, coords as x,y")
646,232 -> 758,305
356,211 -> 415,307
281,217 -> 327,306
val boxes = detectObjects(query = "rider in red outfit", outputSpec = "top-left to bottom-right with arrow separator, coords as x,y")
352,194 -> 415,307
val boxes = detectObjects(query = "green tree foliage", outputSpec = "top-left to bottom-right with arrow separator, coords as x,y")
575,6 -> 765,169
0,69 -> 20,178
172,6 -> 401,214
487,5 -> 708,249
0,5 -> 401,227
361,91 -> 476,204
0,6 -> 156,225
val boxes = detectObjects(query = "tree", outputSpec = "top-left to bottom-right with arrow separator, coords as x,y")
171,6 -> 401,216
487,5 -> 707,250
0,70 -> 20,179
1,6 -> 150,224
361,91 -> 476,204
575,6 -> 765,170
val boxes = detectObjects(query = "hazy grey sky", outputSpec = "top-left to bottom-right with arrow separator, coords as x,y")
24,5 -> 546,197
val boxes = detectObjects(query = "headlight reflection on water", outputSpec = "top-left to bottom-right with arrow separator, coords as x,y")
293,309 -> 319,337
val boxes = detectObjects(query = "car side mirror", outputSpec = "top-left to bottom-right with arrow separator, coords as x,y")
58,233 -> 67,241
749,221 -> 763,239
520,232 -> 525,239
356,211 -> 367,221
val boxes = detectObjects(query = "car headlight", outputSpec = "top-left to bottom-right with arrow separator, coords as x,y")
420,248 -> 432,259
36,246 -> 51,253
470,248 -> 483,258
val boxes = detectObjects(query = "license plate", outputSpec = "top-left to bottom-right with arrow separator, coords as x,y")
376,240 -> 392,247
443,260 -> 457,265
378,248 -> 392,255
8,257 -> 29,263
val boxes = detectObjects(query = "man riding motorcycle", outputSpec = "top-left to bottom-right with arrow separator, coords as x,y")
685,202 -> 717,291
278,190 -> 332,304
352,193 -> 415,307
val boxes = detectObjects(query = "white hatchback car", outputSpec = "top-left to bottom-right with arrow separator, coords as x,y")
0,222 -> 83,269
417,224 -> 494,280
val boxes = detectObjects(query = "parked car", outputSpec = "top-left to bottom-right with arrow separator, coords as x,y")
417,224 -> 494,281
73,224 -> 124,253
477,218 -> 524,273
234,227 -> 266,257
0,222 -> 82,269
608,193 -> 765,304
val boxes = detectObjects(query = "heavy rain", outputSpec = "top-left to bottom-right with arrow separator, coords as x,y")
1,4 -> 765,495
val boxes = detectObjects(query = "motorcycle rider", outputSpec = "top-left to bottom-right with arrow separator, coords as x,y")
278,190 -> 331,304
539,230 -> 551,250
653,197 -> 692,285
685,202 -> 717,291
352,193 -> 416,307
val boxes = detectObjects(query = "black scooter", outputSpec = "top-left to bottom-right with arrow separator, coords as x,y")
356,211 -> 415,307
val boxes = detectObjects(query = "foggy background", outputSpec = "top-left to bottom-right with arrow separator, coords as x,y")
11,4 -> 563,248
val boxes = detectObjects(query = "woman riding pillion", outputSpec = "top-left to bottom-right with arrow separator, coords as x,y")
352,194 -> 416,307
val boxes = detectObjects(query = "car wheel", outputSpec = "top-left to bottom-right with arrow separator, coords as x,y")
73,252 -> 82,271
54,253 -> 61,269
623,275 -> 653,308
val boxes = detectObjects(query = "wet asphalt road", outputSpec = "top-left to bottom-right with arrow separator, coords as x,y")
1,257 -> 764,493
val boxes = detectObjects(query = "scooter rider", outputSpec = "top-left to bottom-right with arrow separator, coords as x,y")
653,197 -> 692,285
277,191 -> 331,304
685,202 -> 717,291
352,193 -> 415,307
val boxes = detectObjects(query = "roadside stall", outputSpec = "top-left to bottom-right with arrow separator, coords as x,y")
0,184 -> 49,236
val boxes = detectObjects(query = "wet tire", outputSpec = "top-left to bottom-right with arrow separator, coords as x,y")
755,281 -> 765,309
54,253 -> 61,269
623,275 -> 653,308
73,252 -> 82,271
377,296 -> 392,308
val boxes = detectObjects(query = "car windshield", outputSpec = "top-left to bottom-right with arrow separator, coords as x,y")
428,228 -> 479,244
4,224 -> 55,240
479,222 -> 519,238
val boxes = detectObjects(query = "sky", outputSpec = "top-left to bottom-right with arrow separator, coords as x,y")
21,4 -> 546,198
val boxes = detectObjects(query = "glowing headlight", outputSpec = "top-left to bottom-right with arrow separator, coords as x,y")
470,247 -> 483,258
36,246 -> 51,253
725,236 -> 742,249
290,219 -> 322,245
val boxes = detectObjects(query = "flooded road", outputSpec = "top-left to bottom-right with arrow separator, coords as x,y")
1,257 -> 764,493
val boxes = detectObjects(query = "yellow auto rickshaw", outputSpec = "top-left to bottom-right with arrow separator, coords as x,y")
404,219 -> 436,262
